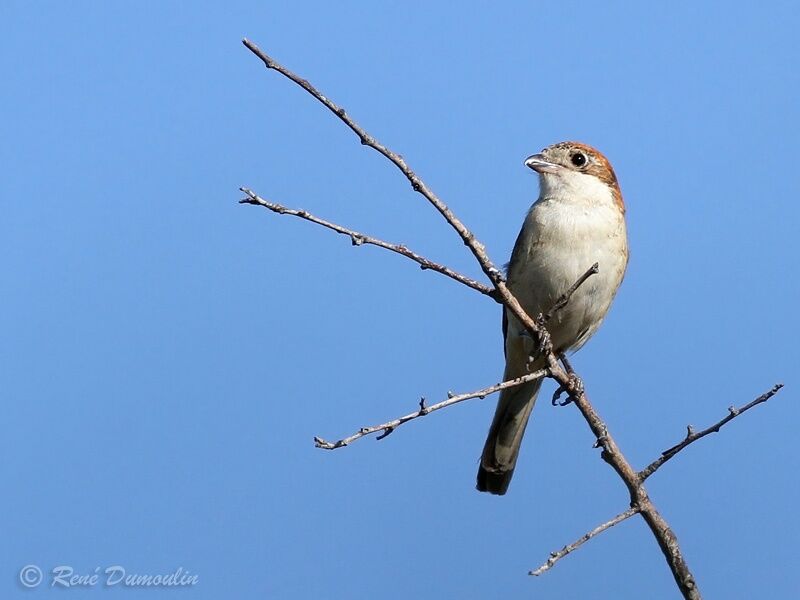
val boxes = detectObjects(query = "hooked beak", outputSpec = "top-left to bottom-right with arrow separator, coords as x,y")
524,153 -> 560,174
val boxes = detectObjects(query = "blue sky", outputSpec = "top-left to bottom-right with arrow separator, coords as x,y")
1,2 -> 798,598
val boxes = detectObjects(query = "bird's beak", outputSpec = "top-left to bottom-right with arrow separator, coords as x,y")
524,154 -> 560,174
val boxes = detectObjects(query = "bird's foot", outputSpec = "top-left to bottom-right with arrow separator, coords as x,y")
551,373 -> 584,407
535,327 -> 552,360
521,325 -> 551,370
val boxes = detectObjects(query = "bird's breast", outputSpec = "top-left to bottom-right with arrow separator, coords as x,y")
506,197 -> 627,352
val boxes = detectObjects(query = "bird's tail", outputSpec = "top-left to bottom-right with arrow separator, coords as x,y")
476,378 -> 542,495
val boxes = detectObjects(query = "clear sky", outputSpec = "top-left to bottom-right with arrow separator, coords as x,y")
2,2 -> 798,599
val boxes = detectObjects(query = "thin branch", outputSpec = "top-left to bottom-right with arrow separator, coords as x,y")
241,39 -> 554,367
562,385 -> 700,598
239,188 -> 495,297
530,507 -> 639,576
314,266 -> 594,450
537,380 -> 785,568
639,383 -> 784,481
242,38 -> 507,289
313,369 -> 549,449
542,263 -> 599,323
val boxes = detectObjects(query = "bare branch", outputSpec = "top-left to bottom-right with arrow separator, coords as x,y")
311,266 -> 596,450
562,385 -> 700,598
639,383 -> 784,481
241,39 -> 560,369
313,369 -> 549,450
260,51 -> 572,420
241,38 -> 766,599
542,263 -> 599,323
239,188 -> 495,297
241,39 -> 508,288
530,507 -> 639,576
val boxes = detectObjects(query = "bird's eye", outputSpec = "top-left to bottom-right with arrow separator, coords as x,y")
571,152 -> 587,167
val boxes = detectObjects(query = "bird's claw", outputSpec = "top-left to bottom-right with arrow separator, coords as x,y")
551,384 -> 570,406
521,326 -> 551,370
551,373 -> 584,407
535,328 -> 551,360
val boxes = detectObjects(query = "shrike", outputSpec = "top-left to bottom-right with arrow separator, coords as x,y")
477,141 -> 628,495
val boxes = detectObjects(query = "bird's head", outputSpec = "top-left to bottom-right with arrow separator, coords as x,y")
524,141 -> 624,213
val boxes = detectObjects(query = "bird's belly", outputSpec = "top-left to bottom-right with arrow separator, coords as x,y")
508,236 -> 626,353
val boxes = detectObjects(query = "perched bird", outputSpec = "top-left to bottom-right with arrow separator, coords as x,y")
477,141 -> 628,495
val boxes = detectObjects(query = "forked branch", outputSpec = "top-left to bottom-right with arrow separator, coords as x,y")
241,38 -> 507,289
241,36 -> 698,598
639,383 -> 784,481
530,383 -> 783,575
241,37 -> 698,598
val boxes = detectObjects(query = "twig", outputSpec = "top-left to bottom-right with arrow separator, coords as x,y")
315,264 -> 596,450
639,383 -> 784,481
564,386 -> 700,598
242,40 -> 556,363
530,507 -> 639,576
531,383 -> 787,569
239,188 -> 495,297
542,263 -> 599,323
242,39 -> 508,289
313,369 -> 549,449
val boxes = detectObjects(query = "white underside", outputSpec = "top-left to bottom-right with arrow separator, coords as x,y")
505,171 -> 628,367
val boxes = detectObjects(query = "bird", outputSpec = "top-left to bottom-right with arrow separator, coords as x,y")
477,141 -> 628,495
